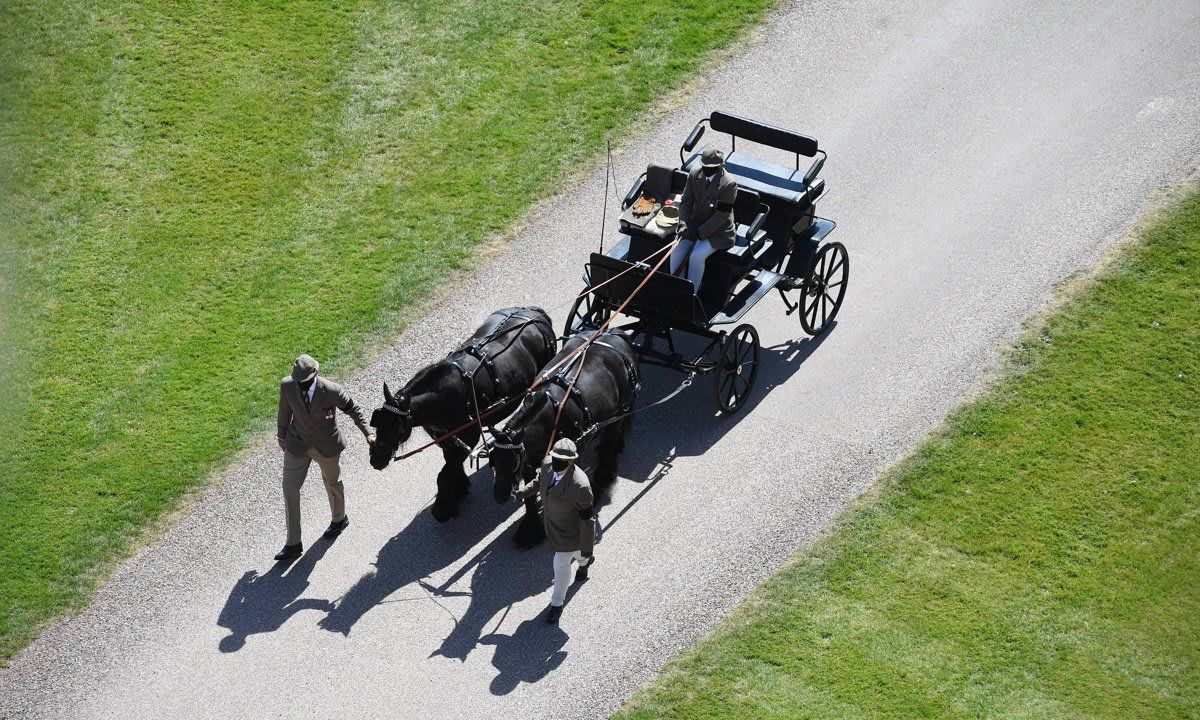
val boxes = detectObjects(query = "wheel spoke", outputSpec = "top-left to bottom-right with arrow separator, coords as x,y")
821,292 -> 829,327
827,279 -> 845,289
734,374 -> 750,396
807,297 -> 820,325
827,257 -> 844,277
720,371 -> 736,395
737,337 -> 754,362
725,382 -> 740,407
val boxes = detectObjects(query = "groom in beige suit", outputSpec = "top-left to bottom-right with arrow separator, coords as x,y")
274,354 -> 374,561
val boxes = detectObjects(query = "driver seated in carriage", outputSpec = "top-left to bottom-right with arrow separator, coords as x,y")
670,146 -> 738,294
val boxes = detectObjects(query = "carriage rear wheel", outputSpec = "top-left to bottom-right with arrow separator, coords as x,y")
714,323 -> 760,413
564,292 -> 611,337
799,241 -> 848,335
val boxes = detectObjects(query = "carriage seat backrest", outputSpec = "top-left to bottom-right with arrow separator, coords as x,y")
644,163 -> 673,202
671,168 -> 688,195
710,111 -> 819,157
732,188 -> 763,229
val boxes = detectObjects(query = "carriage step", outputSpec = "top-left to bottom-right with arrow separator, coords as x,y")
711,270 -> 785,325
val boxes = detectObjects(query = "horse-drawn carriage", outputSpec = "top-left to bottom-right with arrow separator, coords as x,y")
564,111 -> 848,412
371,112 -> 846,542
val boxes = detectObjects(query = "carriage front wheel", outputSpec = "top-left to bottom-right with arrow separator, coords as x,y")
715,323 -> 760,413
564,292 -> 612,337
799,241 -> 849,335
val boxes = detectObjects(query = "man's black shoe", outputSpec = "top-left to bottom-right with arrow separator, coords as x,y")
274,543 -> 303,561
546,604 -> 563,624
324,516 -> 350,539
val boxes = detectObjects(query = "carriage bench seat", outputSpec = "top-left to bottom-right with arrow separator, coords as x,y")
687,151 -> 823,208
725,152 -> 823,206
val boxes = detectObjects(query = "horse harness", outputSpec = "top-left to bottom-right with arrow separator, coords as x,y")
446,307 -> 557,419
538,336 -> 641,441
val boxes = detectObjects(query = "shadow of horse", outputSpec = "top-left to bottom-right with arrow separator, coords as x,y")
418,327 -> 834,665
592,325 -> 835,526
318,467 -> 516,636
216,538 -> 335,652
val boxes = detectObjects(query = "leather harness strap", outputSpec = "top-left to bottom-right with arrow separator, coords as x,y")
446,307 -> 554,417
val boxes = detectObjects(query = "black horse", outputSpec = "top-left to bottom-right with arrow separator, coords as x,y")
369,307 -> 557,522
488,328 -> 639,547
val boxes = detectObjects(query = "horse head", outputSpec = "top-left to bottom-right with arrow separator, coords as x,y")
487,426 -> 526,503
369,382 -> 414,470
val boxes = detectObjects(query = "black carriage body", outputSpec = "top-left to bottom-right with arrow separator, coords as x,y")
569,111 -> 847,412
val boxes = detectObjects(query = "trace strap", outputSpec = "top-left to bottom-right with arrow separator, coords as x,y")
576,370 -> 696,446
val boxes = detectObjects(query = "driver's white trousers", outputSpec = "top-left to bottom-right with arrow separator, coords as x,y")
669,237 -> 718,292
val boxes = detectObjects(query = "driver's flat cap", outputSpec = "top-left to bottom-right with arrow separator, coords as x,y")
700,146 -> 725,168
549,438 -> 578,460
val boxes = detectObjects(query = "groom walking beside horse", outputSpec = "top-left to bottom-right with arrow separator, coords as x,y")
514,438 -> 596,624
274,354 -> 374,561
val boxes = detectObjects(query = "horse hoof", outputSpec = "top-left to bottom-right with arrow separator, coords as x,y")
430,503 -> 457,523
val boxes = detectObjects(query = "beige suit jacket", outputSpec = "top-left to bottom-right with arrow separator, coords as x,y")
277,376 -> 370,458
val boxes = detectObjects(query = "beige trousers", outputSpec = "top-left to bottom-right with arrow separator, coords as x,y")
282,448 -> 344,546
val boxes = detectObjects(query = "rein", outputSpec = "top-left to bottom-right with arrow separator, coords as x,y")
391,237 -> 680,464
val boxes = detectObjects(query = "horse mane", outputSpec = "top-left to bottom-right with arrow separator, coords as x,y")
402,358 -> 454,397
503,390 -> 549,432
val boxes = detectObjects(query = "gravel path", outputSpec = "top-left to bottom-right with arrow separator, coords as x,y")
2,0 -> 1198,717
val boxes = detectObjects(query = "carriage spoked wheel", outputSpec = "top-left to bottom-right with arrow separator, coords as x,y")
714,323 -> 760,413
798,241 -> 849,336
564,292 -> 612,337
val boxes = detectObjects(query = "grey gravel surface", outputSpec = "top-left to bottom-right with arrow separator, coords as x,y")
2,0 -> 1199,717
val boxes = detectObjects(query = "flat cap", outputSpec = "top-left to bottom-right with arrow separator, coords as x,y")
700,146 -> 725,168
549,438 -> 578,461
291,354 -> 319,383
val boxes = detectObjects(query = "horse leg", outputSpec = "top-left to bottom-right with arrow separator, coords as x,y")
454,428 -> 479,499
514,495 -> 545,549
593,415 -> 631,495
514,460 -> 545,549
432,441 -> 471,522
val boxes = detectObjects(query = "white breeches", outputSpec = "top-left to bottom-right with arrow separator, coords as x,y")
669,237 -> 718,292
551,551 -> 588,607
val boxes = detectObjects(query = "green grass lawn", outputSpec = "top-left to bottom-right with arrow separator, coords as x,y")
0,0 -> 776,660
616,188 -> 1200,719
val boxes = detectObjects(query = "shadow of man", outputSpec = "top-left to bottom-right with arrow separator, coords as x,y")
479,617 -> 569,696
217,538 -> 334,652
426,520 -> 552,662
319,466 -> 515,637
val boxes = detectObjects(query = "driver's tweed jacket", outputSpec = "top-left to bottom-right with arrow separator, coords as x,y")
680,165 -> 737,250
277,376 -> 371,457
516,464 -> 596,554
